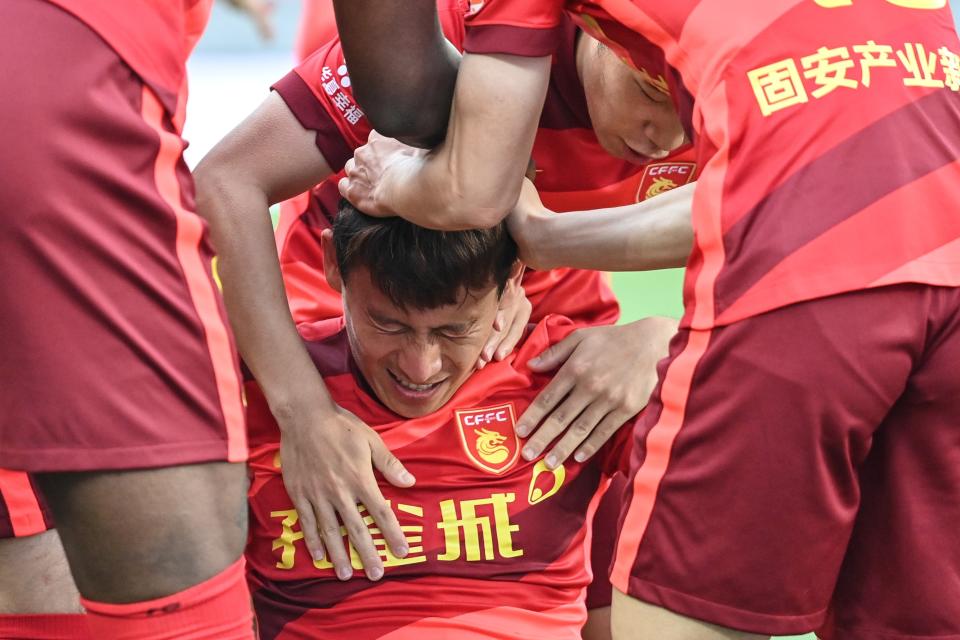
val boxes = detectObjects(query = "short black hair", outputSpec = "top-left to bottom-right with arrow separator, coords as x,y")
333,199 -> 518,310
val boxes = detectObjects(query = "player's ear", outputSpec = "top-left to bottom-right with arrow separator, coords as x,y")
320,229 -> 343,293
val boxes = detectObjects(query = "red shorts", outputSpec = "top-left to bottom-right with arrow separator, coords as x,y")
0,0 -> 246,472
611,284 -> 960,639
0,470 -> 53,539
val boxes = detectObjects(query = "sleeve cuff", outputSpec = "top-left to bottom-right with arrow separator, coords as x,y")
271,71 -> 354,172
463,24 -> 563,57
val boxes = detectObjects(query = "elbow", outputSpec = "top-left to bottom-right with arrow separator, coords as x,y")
354,89 -> 452,149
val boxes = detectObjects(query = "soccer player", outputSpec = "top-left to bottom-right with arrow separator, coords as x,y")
243,200 -> 678,639
193,2 -> 694,589
335,2 -> 960,640
0,0 -> 254,637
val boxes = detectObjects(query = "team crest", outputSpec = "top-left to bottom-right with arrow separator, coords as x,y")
454,403 -> 520,474
636,162 -> 696,202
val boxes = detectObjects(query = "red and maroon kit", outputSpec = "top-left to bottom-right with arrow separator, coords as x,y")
460,1 -> 960,638
0,0 -> 246,473
244,315 -> 633,639
271,0 -> 698,327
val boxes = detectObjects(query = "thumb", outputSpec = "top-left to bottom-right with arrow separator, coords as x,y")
371,437 -> 416,488
527,333 -> 578,371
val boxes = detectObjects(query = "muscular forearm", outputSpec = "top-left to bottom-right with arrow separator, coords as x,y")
370,53 -> 552,230
529,182 -> 695,271
332,0 -> 459,147
193,170 -> 338,419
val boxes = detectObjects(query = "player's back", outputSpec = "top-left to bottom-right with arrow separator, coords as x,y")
569,0 -> 960,326
243,316 -> 631,640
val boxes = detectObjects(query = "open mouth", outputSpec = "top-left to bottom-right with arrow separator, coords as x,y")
387,369 -> 445,398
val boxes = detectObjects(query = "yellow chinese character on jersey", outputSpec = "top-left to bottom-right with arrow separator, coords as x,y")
852,41 -> 897,87
437,492 -> 523,562
897,43 -> 944,88
939,46 -> 960,91
311,503 -> 428,571
271,509 -> 304,570
747,58 -> 809,116
801,46 -> 858,98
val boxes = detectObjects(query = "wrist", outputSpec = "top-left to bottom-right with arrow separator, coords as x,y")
526,210 -> 558,270
261,371 -> 337,431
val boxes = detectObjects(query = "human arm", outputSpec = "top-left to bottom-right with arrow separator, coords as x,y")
193,92 -> 414,582
330,0 -> 459,147
339,52 -> 553,229
518,316 -> 678,469
509,178 -> 695,272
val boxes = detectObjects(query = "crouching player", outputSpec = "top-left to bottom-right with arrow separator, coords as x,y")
243,202 -> 676,639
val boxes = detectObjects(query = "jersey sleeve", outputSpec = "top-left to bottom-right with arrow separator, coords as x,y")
271,38 -> 373,173
462,0 -> 565,56
272,0 -> 471,173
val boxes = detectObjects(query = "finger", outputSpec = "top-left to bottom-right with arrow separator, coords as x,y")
543,402 -> 613,468
291,496 -> 325,564
521,385 -> 592,461
343,157 -> 356,176
315,501 -> 353,581
337,176 -> 350,198
526,331 -> 581,372
572,410 -> 634,463
336,497 -> 385,581
359,483 -> 409,561
370,436 -> 416,488
494,299 -> 531,361
479,325 -> 503,366
515,374 -> 575,438
492,309 -> 505,332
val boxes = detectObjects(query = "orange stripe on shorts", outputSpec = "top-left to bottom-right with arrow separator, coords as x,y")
610,329 -> 712,591
140,87 -> 247,463
0,469 -> 47,537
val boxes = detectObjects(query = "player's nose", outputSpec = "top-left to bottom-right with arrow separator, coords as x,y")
397,341 -> 443,384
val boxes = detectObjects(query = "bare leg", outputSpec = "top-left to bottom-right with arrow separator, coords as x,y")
583,605 -> 612,640
611,589 -> 770,640
37,461 -> 247,603
0,530 -> 81,613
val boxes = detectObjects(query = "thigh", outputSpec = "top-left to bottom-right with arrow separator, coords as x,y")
0,0 -> 245,472
37,461 -> 249,603
821,285 -> 960,640
612,286 -> 930,636
0,470 -> 76,614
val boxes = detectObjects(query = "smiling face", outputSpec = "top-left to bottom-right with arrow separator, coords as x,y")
578,33 -> 687,163
338,267 -> 503,418
320,210 -> 520,418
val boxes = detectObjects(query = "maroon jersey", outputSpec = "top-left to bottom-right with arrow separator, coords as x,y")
463,0 -> 960,329
244,316 -> 633,639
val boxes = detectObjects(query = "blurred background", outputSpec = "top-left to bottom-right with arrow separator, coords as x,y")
184,7 -> 960,638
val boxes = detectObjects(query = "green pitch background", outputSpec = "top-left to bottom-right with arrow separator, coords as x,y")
611,268 -> 815,640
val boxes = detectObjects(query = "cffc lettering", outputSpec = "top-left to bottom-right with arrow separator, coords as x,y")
462,410 -> 508,426
648,164 -> 691,177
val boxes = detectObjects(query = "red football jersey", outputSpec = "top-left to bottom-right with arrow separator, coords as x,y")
244,315 -> 633,639
271,0 -> 698,326
463,0 -> 960,329
43,0 -> 212,124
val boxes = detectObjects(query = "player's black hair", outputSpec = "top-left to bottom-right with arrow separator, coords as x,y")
333,199 -> 518,310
